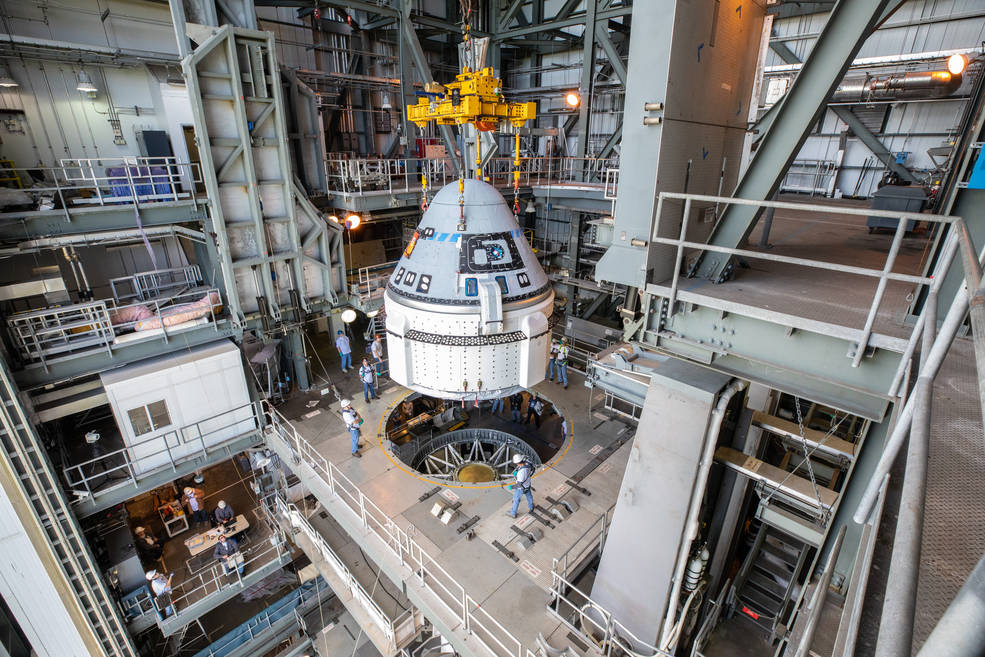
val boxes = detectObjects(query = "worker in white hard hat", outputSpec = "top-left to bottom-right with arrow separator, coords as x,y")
340,399 -> 364,458
546,338 -> 559,381
508,454 -> 534,519
133,525 -> 163,561
214,499 -> 234,528
556,337 -> 570,389
145,570 -> 174,618
183,486 -> 208,524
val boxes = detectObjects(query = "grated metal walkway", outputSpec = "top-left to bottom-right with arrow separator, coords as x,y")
912,336 -> 985,650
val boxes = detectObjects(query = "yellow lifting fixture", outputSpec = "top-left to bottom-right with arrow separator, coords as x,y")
407,66 -> 536,131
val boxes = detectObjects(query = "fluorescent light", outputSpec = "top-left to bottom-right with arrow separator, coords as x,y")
76,71 -> 97,93
0,63 -> 18,88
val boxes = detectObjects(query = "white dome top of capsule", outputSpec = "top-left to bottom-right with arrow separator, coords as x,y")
386,179 -> 550,307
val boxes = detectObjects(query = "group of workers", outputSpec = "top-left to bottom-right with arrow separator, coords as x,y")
331,331 -> 576,519
139,486 -> 244,619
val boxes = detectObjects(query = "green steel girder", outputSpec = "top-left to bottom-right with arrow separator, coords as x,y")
639,287 -> 899,420
0,201 -> 207,243
399,1 -> 462,176
765,38 -> 916,184
692,0 -> 897,282
13,321 -> 242,391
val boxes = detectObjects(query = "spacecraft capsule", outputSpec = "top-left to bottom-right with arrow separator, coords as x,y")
384,179 -> 555,400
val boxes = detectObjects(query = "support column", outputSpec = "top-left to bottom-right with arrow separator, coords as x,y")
573,0 -> 597,160
692,0 -> 898,282
590,360 -> 731,645
285,328 -> 311,391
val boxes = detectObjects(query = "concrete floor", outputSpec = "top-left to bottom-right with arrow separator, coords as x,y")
269,356 -> 636,656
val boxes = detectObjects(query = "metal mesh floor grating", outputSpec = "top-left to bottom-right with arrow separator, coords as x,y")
913,337 -> 985,650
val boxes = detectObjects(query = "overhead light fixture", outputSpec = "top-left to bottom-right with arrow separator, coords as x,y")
947,53 -> 967,76
76,71 -> 98,93
525,200 -> 536,214
345,214 -> 361,229
0,63 -> 18,88
381,93 -> 392,110
341,308 -> 358,323
565,91 -> 580,108
366,309 -> 379,318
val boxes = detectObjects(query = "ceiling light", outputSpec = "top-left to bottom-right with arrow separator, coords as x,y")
381,93 -> 392,110
76,71 -> 97,93
565,91 -> 580,107
366,309 -> 379,318
0,64 -> 18,88
947,53 -> 967,76
525,200 -> 536,214
341,308 -> 357,323
345,214 -> 361,229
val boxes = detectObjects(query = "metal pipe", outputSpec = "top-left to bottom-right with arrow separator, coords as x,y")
833,475 -> 890,657
875,289 -> 937,657
916,550 -> 985,657
659,378 -> 747,649
854,244 -> 985,524
794,524 -> 847,657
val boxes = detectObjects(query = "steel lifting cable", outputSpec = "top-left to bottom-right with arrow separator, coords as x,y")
794,397 -> 825,511
758,403 -> 849,520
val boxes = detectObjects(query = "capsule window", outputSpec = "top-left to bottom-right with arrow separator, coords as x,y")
495,275 -> 508,294
405,271 -> 417,287
394,267 -> 406,284
517,272 -> 530,288
465,277 -> 478,297
417,275 -> 431,293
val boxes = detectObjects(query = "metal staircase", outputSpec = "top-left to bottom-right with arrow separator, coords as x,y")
729,522 -> 810,642
729,523 -> 810,641
0,359 -> 136,657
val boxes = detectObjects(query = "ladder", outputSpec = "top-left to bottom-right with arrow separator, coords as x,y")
729,522 -> 810,642
0,359 -> 136,657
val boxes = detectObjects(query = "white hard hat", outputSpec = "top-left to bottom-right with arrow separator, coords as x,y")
341,399 -> 352,407
513,454 -> 524,464
135,526 -> 145,533
217,500 -> 226,509
184,487 -> 193,495
145,570 -> 158,580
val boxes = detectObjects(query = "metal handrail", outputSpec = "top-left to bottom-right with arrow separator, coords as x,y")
160,536 -> 290,617
6,286 -> 223,367
62,401 -> 262,498
548,569 -> 675,657
551,505 -> 615,582
650,191 -> 969,384
110,265 -> 203,303
0,158 -> 202,219
263,403 -> 542,657
355,260 -> 399,301
274,495 -> 410,650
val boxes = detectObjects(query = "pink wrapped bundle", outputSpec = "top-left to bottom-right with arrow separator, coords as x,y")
134,291 -> 221,332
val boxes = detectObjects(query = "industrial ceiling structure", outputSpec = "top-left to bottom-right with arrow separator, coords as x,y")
0,2 -> 982,657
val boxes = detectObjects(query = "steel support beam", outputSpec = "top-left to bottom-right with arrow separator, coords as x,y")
599,124 -> 622,158
832,106 -> 916,183
594,20 -> 626,85
500,0 -> 525,29
400,1 -> 461,175
493,6 -> 630,40
574,0 -> 597,159
765,38 -> 915,184
692,0 -> 897,282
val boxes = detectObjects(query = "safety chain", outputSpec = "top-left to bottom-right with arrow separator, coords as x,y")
793,396 -> 825,513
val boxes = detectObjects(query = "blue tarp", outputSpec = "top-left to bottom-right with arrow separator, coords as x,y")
191,577 -> 329,657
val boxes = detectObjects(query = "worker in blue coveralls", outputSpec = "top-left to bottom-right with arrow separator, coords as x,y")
507,454 -> 534,518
